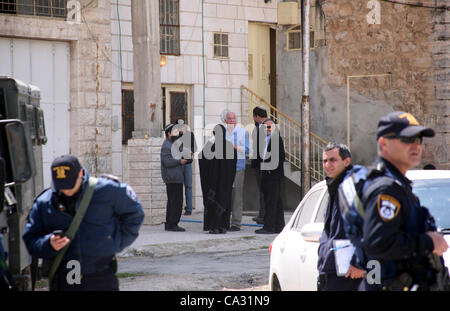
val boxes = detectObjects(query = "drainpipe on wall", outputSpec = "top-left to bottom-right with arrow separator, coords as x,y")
201,0 -> 206,144
301,0 -> 311,197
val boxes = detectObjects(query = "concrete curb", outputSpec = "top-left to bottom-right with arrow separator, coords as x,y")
120,235 -> 275,258
118,211 -> 293,259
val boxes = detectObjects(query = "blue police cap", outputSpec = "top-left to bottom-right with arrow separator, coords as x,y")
376,111 -> 435,140
51,154 -> 82,191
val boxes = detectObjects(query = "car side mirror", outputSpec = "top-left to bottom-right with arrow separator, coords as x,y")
300,223 -> 324,242
3,120 -> 36,184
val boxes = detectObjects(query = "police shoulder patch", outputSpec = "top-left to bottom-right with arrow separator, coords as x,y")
101,173 -> 120,183
377,194 -> 401,221
126,185 -> 138,202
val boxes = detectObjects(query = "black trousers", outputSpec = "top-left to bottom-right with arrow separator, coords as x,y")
165,183 -> 183,228
317,273 -> 363,291
255,167 -> 265,219
261,178 -> 284,233
53,265 -> 118,291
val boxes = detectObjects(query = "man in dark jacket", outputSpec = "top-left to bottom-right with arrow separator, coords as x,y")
251,106 -> 268,224
317,143 -> 365,291
23,154 -> 144,291
255,119 -> 285,234
161,124 -> 189,232
199,124 -> 237,234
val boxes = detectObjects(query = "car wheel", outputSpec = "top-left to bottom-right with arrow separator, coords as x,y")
271,274 -> 282,291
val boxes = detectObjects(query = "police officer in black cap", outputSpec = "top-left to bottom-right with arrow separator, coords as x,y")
23,154 -> 144,291
360,111 -> 448,291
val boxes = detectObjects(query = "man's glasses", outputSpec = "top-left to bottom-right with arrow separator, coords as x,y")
384,135 -> 423,145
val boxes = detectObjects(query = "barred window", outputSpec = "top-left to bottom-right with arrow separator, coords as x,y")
286,25 -> 315,51
122,88 -> 134,144
287,25 -> 301,50
213,32 -> 228,58
0,0 -> 66,19
160,0 -> 180,55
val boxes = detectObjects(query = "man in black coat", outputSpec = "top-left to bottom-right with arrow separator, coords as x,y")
317,143 -> 365,291
251,106 -> 268,224
199,124 -> 237,234
255,119 -> 285,234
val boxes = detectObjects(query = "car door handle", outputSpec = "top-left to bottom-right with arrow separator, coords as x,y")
280,242 -> 286,253
299,248 -> 307,263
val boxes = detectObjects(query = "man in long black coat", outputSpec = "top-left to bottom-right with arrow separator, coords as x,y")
255,119 -> 285,234
199,124 -> 237,234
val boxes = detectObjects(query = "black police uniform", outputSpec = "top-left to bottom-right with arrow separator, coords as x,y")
360,157 -> 436,291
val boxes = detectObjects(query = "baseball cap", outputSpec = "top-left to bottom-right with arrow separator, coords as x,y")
164,123 -> 174,136
51,154 -> 82,191
376,111 -> 435,139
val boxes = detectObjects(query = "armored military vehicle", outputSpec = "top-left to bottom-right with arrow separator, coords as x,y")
0,77 -> 47,290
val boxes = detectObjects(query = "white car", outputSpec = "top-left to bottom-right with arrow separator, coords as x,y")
269,170 -> 450,291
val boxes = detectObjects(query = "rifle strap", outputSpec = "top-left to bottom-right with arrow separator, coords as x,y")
48,177 -> 97,288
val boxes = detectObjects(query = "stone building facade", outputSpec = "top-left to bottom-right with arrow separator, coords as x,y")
278,0 -> 449,167
1,0 -> 447,225
0,0 -> 113,187
111,0 -> 279,223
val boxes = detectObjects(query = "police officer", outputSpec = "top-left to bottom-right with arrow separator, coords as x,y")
360,111 -> 448,291
23,154 -> 144,291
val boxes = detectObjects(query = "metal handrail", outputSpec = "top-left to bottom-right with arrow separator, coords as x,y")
241,85 -> 327,182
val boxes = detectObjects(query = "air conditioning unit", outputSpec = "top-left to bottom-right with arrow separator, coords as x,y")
278,1 -> 300,25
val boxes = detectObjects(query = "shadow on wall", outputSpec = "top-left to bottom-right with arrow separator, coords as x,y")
243,164 -> 301,213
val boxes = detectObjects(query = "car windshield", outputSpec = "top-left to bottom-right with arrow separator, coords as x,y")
412,178 -> 450,230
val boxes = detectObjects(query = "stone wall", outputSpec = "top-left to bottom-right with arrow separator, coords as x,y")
426,2 -> 449,168
321,0 -> 449,167
127,138 -> 166,225
71,0 -> 113,175
278,0 -> 449,167
0,0 -> 114,173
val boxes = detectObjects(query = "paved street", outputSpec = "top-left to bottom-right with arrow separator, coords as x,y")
117,211 -> 293,291
118,249 -> 270,291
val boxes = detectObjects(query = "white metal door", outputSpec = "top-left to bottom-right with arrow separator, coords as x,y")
0,37 -> 71,188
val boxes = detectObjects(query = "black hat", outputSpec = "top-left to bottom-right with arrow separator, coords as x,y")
376,111 -> 435,139
164,123 -> 174,136
51,154 -> 82,190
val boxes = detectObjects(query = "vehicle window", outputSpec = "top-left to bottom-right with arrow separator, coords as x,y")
292,189 -> 324,231
314,190 -> 330,223
412,178 -> 450,230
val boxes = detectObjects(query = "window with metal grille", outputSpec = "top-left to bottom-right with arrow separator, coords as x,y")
286,25 -> 315,51
0,0 -> 66,18
160,0 -> 180,55
122,89 -> 134,144
169,91 -> 187,124
213,32 -> 228,58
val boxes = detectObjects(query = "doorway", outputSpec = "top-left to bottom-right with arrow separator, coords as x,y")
247,23 -> 277,110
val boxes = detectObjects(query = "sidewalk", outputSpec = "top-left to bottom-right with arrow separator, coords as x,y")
119,210 -> 293,259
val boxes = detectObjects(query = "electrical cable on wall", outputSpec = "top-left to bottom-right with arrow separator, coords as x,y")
379,0 -> 449,9
201,0 -> 206,144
